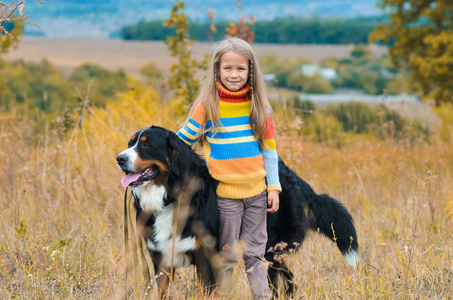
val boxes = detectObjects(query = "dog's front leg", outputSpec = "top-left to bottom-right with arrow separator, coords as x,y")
154,266 -> 174,300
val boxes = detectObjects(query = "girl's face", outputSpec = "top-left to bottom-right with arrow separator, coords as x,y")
219,50 -> 249,92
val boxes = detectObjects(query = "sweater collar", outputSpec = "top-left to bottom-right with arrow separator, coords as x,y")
217,80 -> 251,103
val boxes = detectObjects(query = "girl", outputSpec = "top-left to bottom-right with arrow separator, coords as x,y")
177,37 -> 281,299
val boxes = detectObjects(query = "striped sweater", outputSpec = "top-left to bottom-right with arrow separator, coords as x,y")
177,82 -> 281,199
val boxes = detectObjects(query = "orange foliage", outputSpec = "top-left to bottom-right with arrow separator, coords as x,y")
207,0 -> 255,43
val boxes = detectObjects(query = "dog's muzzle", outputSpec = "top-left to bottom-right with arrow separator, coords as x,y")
116,153 -> 158,187
116,153 -> 129,171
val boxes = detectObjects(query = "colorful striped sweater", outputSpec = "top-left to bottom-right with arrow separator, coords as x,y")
177,82 -> 281,199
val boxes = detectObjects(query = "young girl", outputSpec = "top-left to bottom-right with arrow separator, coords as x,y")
177,37 -> 281,299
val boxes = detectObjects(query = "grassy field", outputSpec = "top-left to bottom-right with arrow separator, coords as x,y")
1,79 -> 452,299
3,37 -> 388,77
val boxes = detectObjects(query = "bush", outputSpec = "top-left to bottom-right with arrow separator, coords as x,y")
432,103 -> 453,143
69,64 -> 128,107
259,55 -> 310,89
301,74 -> 334,94
303,113 -> 345,144
0,59 -> 75,112
324,102 -> 430,140
139,61 -> 164,81
292,98 -> 316,118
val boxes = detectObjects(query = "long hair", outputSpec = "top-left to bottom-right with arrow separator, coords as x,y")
186,37 -> 270,148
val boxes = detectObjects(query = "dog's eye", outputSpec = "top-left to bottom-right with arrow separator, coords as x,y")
141,142 -> 150,148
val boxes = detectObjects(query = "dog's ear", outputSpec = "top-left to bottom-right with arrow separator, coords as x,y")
167,133 -> 191,179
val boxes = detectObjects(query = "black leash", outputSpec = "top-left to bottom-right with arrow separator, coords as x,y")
123,187 -> 151,296
123,187 -> 129,295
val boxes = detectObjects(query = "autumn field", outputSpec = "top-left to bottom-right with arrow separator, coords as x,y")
1,79 -> 453,299
1,37 -> 453,299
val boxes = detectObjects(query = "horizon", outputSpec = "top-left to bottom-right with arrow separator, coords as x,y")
24,0 -> 384,38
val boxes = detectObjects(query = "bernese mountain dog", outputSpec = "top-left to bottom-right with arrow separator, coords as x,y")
116,125 -> 359,297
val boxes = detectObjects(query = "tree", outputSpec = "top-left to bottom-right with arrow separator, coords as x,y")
370,0 -> 453,105
224,1 -> 255,43
1,0 -> 44,53
0,20 -> 22,53
164,0 -> 200,107
207,0 -> 255,43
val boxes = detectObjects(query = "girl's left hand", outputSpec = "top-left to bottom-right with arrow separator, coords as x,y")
267,190 -> 279,213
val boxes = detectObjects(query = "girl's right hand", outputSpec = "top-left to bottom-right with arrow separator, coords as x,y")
267,190 -> 279,213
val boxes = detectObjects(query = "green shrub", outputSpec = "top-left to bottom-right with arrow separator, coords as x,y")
0,59 -> 75,112
292,98 -> 316,118
324,102 -> 430,141
69,64 -> 128,107
303,113 -> 344,144
139,61 -> 164,81
433,104 -> 453,143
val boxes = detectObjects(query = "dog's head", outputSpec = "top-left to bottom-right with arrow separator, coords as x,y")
116,126 -> 191,189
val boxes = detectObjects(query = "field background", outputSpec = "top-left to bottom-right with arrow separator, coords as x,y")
4,37 -> 388,77
1,36 -> 453,299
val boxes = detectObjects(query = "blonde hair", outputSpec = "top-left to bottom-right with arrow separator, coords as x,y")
187,37 -> 270,148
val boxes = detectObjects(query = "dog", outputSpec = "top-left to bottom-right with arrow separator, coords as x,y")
116,125 -> 359,297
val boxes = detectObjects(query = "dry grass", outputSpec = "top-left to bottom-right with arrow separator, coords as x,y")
1,80 -> 453,299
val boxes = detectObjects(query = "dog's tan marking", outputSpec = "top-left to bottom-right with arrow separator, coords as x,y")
133,159 -> 169,186
140,136 -> 147,142
194,239 -> 202,250
130,134 -> 136,142
134,159 -> 167,172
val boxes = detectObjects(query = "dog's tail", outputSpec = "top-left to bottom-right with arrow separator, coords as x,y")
277,157 -> 359,267
306,192 -> 359,267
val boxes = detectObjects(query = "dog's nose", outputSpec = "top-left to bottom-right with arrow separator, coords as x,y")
116,153 -> 128,165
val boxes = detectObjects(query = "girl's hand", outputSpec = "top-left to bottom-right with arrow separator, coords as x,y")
267,190 -> 279,213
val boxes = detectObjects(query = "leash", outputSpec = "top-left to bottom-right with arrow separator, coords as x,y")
123,187 -> 129,295
127,191 -> 139,289
123,187 -> 151,296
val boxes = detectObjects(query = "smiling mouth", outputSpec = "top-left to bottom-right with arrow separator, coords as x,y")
121,167 -> 158,187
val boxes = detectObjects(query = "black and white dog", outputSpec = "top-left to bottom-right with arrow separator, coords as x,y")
116,125 -> 359,297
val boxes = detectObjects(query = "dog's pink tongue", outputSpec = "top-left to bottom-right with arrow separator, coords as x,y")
121,173 -> 141,187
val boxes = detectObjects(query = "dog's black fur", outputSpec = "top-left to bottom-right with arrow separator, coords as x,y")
116,126 -> 358,297
266,160 -> 359,294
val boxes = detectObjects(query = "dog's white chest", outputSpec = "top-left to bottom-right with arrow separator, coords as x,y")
132,184 -> 167,213
147,204 -> 196,268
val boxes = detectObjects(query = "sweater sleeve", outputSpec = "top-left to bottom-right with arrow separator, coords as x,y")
177,102 -> 206,146
261,107 -> 282,193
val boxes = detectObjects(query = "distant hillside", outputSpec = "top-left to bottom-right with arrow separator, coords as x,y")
25,0 -> 383,38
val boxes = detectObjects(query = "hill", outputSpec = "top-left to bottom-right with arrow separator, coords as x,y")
25,0 -> 383,38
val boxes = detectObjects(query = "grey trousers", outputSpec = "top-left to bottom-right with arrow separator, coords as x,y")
217,191 -> 271,299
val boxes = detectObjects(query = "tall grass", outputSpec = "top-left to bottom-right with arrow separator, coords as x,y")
1,82 -> 453,299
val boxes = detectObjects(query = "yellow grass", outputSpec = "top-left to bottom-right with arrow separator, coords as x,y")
1,81 -> 453,299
